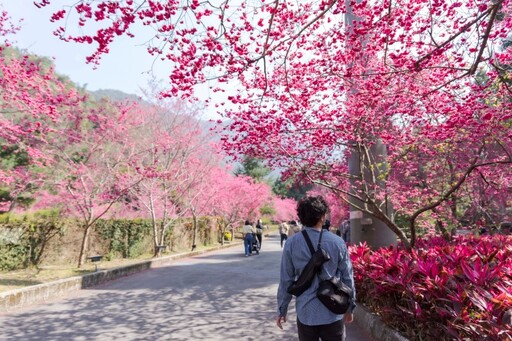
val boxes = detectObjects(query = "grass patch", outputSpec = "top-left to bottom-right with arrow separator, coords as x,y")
0,255 -> 158,293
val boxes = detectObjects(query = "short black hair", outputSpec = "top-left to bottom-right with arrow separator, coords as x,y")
297,196 -> 328,227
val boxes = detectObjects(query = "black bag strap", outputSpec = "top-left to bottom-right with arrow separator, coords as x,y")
301,230 -> 315,256
301,229 -> 324,256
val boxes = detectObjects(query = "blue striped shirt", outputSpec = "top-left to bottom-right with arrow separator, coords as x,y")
277,227 -> 356,326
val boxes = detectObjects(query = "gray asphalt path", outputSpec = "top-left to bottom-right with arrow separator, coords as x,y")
0,234 -> 373,340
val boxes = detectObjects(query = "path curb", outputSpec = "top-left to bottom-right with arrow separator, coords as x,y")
0,241 -> 242,313
354,305 -> 410,341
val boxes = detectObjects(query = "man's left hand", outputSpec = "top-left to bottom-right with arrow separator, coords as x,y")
276,315 -> 287,329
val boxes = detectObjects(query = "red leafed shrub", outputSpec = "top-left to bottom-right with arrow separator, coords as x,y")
350,235 -> 512,340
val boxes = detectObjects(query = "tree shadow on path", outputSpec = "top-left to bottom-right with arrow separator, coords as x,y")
0,248 -> 298,340
0,240 -> 373,340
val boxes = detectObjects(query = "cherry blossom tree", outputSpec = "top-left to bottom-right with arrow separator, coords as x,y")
181,146 -> 226,250
0,8 -> 18,42
205,167 -> 272,243
272,197 -> 297,223
45,99 -> 143,267
32,1 -> 512,247
0,11 -> 87,212
125,101 -> 218,255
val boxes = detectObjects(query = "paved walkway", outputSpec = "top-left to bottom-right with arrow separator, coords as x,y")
0,234 -> 374,340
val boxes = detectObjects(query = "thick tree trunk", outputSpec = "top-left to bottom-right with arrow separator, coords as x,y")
220,222 -> 230,246
152,219 -> 159,257
77,224 -> 92,268
156,221 -> 168,257
345,0 -> 398,250
191,213 -> 198,251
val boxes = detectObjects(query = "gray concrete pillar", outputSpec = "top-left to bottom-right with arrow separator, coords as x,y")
348,141 -> 397,248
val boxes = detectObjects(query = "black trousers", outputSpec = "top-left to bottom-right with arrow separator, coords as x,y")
297,318 -> 345,341
280,233 -> 288,247
256,233 -> 262,247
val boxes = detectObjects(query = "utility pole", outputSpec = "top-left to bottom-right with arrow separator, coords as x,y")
345,0 -> 397,248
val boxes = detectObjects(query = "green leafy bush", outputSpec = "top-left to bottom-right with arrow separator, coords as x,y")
0,209 -> 66,270
0,214 -> 222,270
0,243 -> 27,271
96,219 -> 152,258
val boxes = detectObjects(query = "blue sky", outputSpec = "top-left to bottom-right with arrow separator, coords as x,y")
2,2 -> 241,121
2,1 -> 164,96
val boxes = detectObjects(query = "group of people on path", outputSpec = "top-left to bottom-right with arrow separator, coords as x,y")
280,218 -> 351,249
278,220 -> 302,248
241,219 -> 264,257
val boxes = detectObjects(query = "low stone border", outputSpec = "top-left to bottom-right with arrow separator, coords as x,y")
354,304 -> 410,341
0,241 -> 241,313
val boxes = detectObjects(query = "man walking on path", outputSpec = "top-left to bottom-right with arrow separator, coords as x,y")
279,221 -> 290,248
276,196 -> 356,340
288,220 -> 302,237
256,219 -> 264,248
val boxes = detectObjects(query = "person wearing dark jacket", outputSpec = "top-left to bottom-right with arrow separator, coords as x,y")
255,219 -> 264,248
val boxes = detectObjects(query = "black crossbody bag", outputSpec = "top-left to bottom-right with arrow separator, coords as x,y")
287,229 -> 330,296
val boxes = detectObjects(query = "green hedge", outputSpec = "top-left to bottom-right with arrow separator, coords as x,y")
0,209 -> 66,270
96,219 -> 152,259
0,214 -> 222,271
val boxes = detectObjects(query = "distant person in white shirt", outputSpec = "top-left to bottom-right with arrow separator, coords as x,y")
242,220 -> 255,257
279,221 -> 290,248
288,220 -> 302,238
